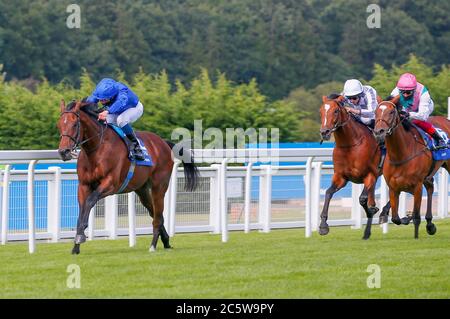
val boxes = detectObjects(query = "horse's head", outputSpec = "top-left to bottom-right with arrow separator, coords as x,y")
373,95 -> 401,143
57,99 -> 82,161
319,94 -> 346,141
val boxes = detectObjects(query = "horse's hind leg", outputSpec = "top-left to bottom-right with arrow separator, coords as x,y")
135,184 -> 170,252
319,175 -> 347,235
379,201 -> 391,224
150,186 -> 171,251
412,185 -> 423,239
423,177 -> 437,235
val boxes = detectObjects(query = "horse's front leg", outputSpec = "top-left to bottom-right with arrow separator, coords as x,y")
389,188 -> 401,226
319,175 -> 347,236
361,174 -> 378,240
72,184 -> 101,255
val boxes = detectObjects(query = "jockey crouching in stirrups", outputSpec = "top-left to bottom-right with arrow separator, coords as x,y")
342,79 -> 386,168
87,78 -> 146,161
391,73 -> 446,150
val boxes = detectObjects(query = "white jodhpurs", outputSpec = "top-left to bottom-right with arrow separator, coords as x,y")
106,101 -> 144,127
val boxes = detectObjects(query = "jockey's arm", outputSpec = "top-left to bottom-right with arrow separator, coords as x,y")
359,87 -> 377,118
409,91 -> 434,121
108,89 -> 129,114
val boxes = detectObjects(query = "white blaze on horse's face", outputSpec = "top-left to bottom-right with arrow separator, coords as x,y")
379,104 -> 387,118
323,104 -> 331,126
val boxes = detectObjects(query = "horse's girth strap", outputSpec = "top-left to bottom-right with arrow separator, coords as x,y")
117,161 -> 136,193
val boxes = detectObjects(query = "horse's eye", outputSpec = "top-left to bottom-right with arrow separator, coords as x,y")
390,110 -> 395,115
334,109 -> 339,114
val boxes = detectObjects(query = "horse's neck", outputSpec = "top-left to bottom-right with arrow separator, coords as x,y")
79,112 -> 106,155
333,117 -> 364,146
385,121 -> 418,162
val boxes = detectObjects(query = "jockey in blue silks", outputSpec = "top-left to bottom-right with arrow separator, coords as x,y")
87,78 -> 145,160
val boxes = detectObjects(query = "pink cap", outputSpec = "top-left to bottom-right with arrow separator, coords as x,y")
397,73 -> 417,90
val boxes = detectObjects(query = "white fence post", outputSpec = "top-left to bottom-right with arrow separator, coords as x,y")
168,161 -> 180,237
47,166 -> 61,243
258,165 -> 272,233
128,192 -> 136,247
105,195 -> 118,239
304,157 -> 315,238
88,207 -> 95,241
244,163 -> 253,233
438,168 -> 448,219
1,165 -> 11,245
210,164 -> 221,234
351,183 -> 363,229
220,159 -> 229,242
28,160 -> 38,253
311,162 -> 322,232
380,176 -> 389,234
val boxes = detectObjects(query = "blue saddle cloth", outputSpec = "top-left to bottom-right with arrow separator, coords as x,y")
109,125 -> 153,166
415,125 -> 450,161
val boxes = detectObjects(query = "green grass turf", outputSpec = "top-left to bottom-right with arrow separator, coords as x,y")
0,219 -> 449,299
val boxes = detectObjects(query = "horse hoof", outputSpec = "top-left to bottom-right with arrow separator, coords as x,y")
75,234 -> 86,244
401,217 -> 411,225
319,226 -> 329,236
72,245 -> 80,255
149,246 -> 156,253
426,224 -> 437,235
391,217 -> 401,225
164,245 -> 172,249
362,232 -> 371,240
379,215 -> 388,224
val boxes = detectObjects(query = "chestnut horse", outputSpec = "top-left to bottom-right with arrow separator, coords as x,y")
319,95 -> 390,239
374,95 -> 450,238
57,100 -> 199,254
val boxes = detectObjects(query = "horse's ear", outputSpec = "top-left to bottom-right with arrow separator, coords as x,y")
336,95 -> 345,103
60,99 -> 65,113
322,96 -> 327,103
376,96 -> 382,104
73,101 -> 82,112
391,95 -> 401,105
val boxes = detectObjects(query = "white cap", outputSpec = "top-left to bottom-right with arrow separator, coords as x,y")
343,79 -> 364,97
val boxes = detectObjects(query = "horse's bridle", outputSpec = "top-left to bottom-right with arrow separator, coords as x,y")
375,101 -> 401,136
59,110 -> 106,155
326,102 -> 351,134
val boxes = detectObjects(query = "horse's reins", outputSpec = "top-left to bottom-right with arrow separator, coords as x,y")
60,110 -> 107,156
376,101 -> 429,166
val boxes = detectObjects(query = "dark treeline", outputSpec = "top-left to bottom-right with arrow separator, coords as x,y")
0,0 -> 449,100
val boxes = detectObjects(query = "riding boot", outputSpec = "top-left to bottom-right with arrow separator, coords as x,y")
126,132 -> 146,161
431,132 -> 447,150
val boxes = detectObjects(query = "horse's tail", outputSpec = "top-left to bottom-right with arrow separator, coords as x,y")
165,140 -> 200,191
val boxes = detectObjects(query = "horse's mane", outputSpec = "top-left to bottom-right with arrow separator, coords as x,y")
66,98 -> 105,123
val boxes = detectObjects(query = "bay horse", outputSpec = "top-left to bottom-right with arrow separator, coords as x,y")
319,94 -> 390,239
57,99 -> 199,254
373,95 -> 450,238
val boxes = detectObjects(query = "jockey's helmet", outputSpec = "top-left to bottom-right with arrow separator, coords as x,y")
343,79 -> 364,97
397,73 -> 417,90
92,78 -> 118,100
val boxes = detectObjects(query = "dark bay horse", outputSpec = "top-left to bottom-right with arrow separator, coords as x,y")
57,100 -> 199,254
319,95 -> 390,239
374,95 -> 450,238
